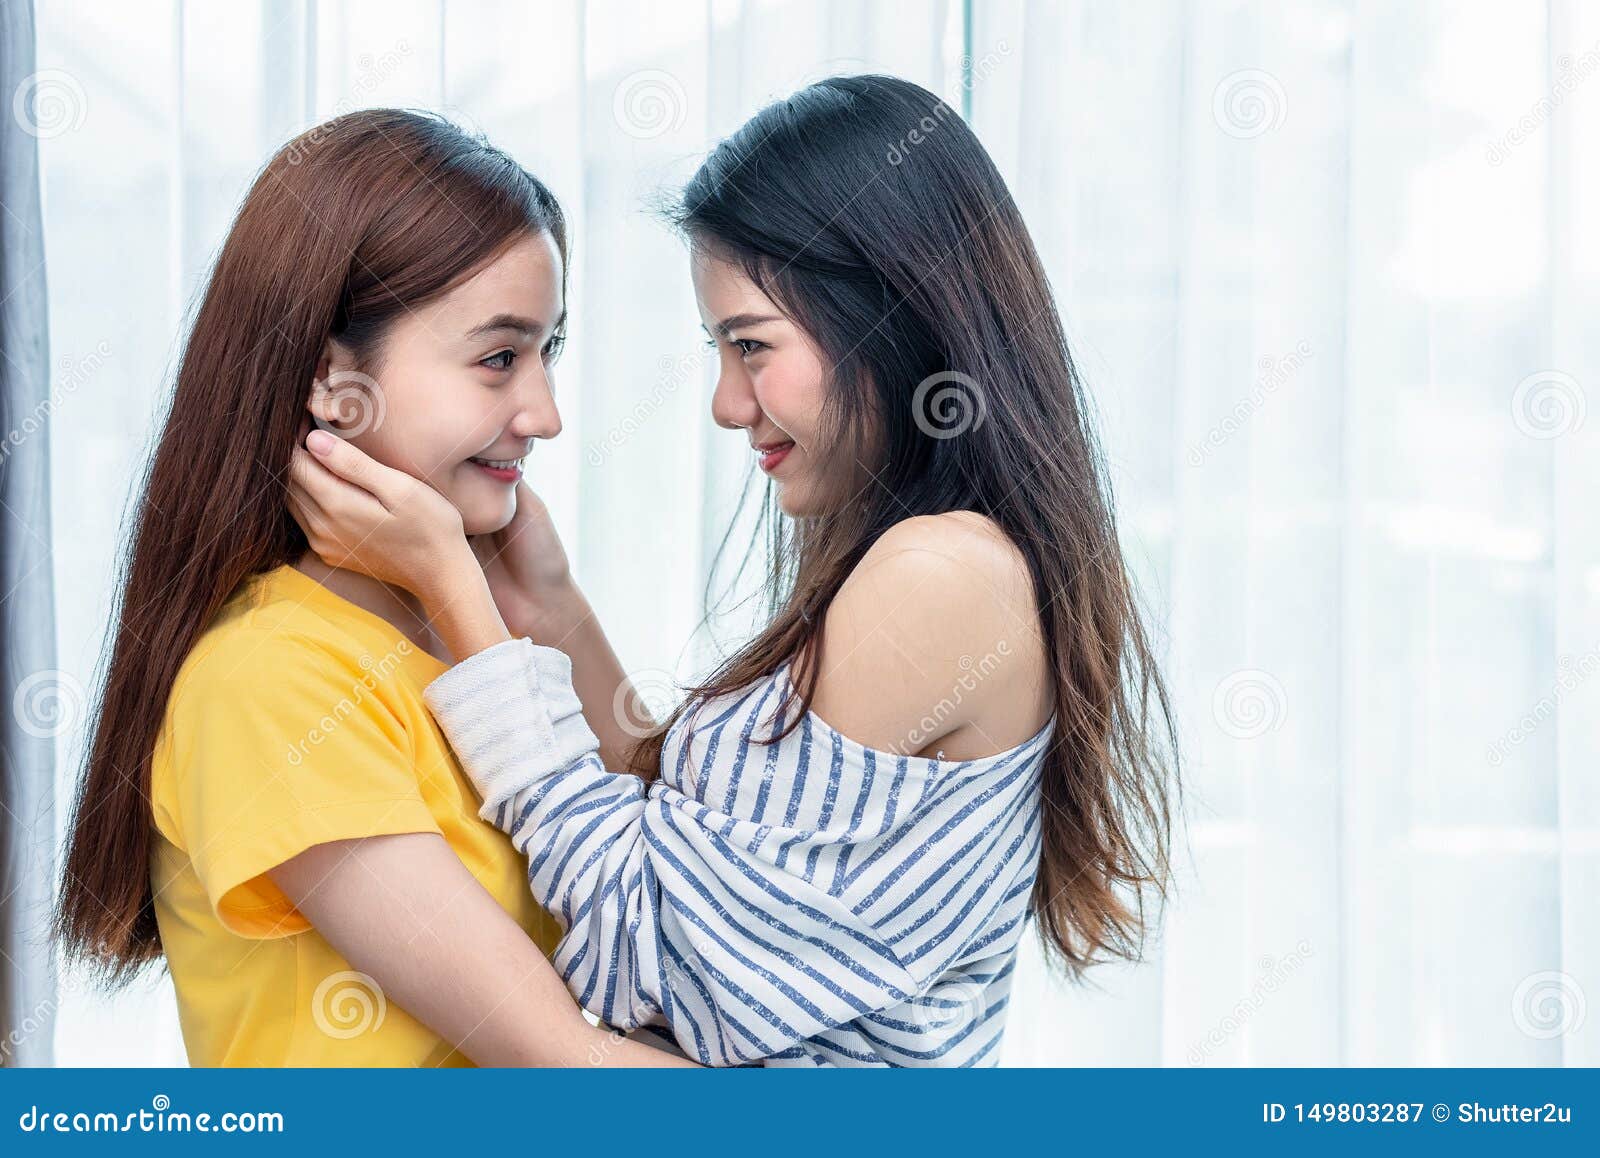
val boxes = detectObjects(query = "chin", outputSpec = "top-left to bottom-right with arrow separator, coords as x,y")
776,485 -> 821,519
459,497 -> 516,536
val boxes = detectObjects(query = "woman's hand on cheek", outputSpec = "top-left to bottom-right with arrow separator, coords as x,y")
469,481 -> 580,640
288,430 -> 476,603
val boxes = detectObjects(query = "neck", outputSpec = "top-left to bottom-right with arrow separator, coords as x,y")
293,552 -> 445,659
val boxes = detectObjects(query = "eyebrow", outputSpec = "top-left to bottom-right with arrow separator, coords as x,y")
712,312 -> 782,337
464,311 -> 565,340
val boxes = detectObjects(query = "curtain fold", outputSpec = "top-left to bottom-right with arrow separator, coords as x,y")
978,0 -> 1599,1066
0,0 -> 59,1069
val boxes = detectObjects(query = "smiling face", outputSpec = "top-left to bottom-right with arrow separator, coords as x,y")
692,246 -> 845,518
310,231 -> 566,535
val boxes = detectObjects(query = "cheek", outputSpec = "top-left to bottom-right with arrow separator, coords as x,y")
350,421 -> 454,481
755,352 -> 827,439
358,378 -> 491,479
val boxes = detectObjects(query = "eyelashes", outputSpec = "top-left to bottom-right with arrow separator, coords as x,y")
703,336 -> 766,356
480,334 -> 565,373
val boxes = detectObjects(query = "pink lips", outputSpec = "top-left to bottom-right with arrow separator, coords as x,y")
471,460 -> 522,483
756,441 -> 794,473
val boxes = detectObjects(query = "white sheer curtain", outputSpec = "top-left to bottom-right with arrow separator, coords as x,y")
32,0 -> 1594,1066
975,0 -> 1599,1066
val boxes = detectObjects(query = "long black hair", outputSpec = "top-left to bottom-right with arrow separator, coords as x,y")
646,74 -> 1181,976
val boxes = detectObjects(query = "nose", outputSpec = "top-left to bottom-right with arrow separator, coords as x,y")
506,359 -> 562,440
710,357 -> 761,431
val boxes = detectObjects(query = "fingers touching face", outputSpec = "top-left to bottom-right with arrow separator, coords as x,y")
305,232 -> 845,531
308,230 -> 566,536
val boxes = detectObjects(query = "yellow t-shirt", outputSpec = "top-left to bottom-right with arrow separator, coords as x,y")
149,562 -> 562,1067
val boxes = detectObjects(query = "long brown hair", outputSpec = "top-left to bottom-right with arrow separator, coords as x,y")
651,75 -> 1182,977
55,109 -> 567,983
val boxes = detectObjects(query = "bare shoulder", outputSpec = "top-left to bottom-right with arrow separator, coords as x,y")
807,512 -> 1051,759
857,510 -> 1034,595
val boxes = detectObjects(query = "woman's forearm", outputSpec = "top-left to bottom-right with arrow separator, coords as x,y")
420,555 -> 514,661
517,582 -> 653,776
268,832 -> 696,1068
421,551 -> 654,776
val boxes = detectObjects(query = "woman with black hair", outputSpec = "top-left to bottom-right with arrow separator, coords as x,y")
288,73 -> 1181,1067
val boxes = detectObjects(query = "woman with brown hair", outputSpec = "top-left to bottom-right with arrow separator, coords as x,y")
54,109 -> 687,1067
286,76 -> 1183,1066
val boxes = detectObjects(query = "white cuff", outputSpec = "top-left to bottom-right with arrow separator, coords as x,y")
423,637 -> 601,816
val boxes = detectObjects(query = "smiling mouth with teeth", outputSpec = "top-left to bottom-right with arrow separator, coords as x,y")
469,455 -> 524,480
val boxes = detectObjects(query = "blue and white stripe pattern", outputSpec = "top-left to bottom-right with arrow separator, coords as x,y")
423,638 -> 1052,1067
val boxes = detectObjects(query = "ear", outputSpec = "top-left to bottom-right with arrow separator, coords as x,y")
306,339 -> 365,433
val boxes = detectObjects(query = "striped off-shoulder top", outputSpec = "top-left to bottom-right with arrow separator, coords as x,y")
423,638 -> 1053,1067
